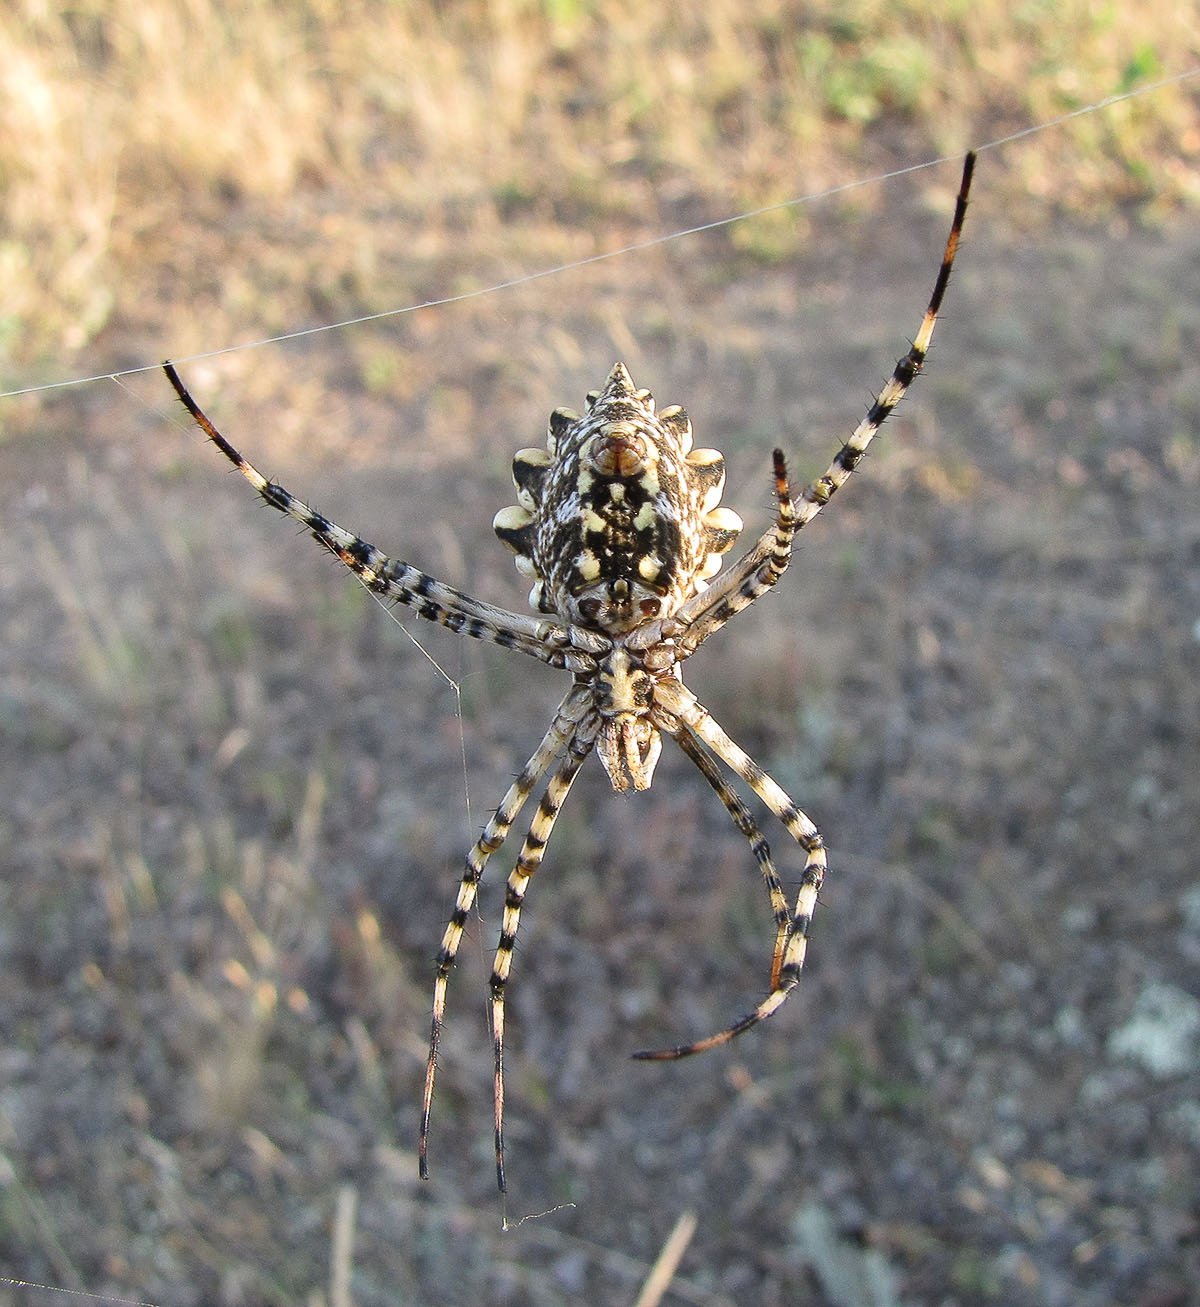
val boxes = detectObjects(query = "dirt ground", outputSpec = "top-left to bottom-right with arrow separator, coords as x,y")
1,174 -> 1198,1306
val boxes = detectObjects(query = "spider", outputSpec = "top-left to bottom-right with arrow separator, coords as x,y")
164,152 -> 973,1192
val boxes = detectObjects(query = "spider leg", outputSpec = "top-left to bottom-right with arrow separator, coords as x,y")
635,678 -> 825,1060
670,720 -> 790,989
164,363 -> 572,667
419,686 -> 592,1181
490,724 -> 596,1192
675,151 -> 974,657
673,448 -> 795,659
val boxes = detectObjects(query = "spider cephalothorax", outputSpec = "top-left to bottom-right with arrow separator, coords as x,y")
164,151 -> 974,1194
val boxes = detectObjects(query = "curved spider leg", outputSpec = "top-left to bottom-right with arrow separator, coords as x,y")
490,720 -> 598,1192
670,720 -> 790,989
635,678 -> 825,1060
675,151 -> 974,657
164,363 -> 570,666
419,686 -> 592,1181
672,448 -> 795,659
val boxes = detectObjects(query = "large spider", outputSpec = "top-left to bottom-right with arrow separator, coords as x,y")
164,153 -> 973,1192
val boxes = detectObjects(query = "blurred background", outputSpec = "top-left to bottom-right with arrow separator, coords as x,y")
1,3 -> 1198,1304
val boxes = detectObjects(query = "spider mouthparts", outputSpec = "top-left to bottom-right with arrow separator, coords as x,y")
597,716 -> 662,792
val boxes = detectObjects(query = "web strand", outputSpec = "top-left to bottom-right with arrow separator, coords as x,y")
0,65 -> 1196,403
362,586 -> 474,844
0,1277 -> 163,1307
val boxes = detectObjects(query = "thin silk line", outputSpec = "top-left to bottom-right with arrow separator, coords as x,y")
0,1277 -> 163,1307
0,64 -> 1195,403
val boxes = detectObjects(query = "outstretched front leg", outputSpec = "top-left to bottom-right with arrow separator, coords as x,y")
164,363 -> 571,666
636,678 -> 826,1060
674,150 -> 975,658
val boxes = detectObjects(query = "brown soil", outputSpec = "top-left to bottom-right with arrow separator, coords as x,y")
1,182 -> 1198,1305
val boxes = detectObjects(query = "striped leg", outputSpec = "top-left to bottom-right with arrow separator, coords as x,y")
636,678 -> 826,1060
792,152 -> 973,528
673,449 -> 795,658
164,364 -> 569,666
676,151 -> 974,657
670,721 -> 791,989
419,687 -> 592,1181
489,722 -> 597,1192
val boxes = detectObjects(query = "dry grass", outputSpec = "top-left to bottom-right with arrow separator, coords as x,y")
0,0 -> 1197,370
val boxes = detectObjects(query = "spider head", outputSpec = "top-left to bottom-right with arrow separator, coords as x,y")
594,646 -> 663,791
598,716 -> 662,793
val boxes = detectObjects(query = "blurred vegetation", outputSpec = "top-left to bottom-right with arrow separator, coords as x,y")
0,0 -> 1197,369
2,6 -> 1199,1302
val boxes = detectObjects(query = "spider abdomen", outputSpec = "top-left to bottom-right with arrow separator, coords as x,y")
493,362 -> 743,632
